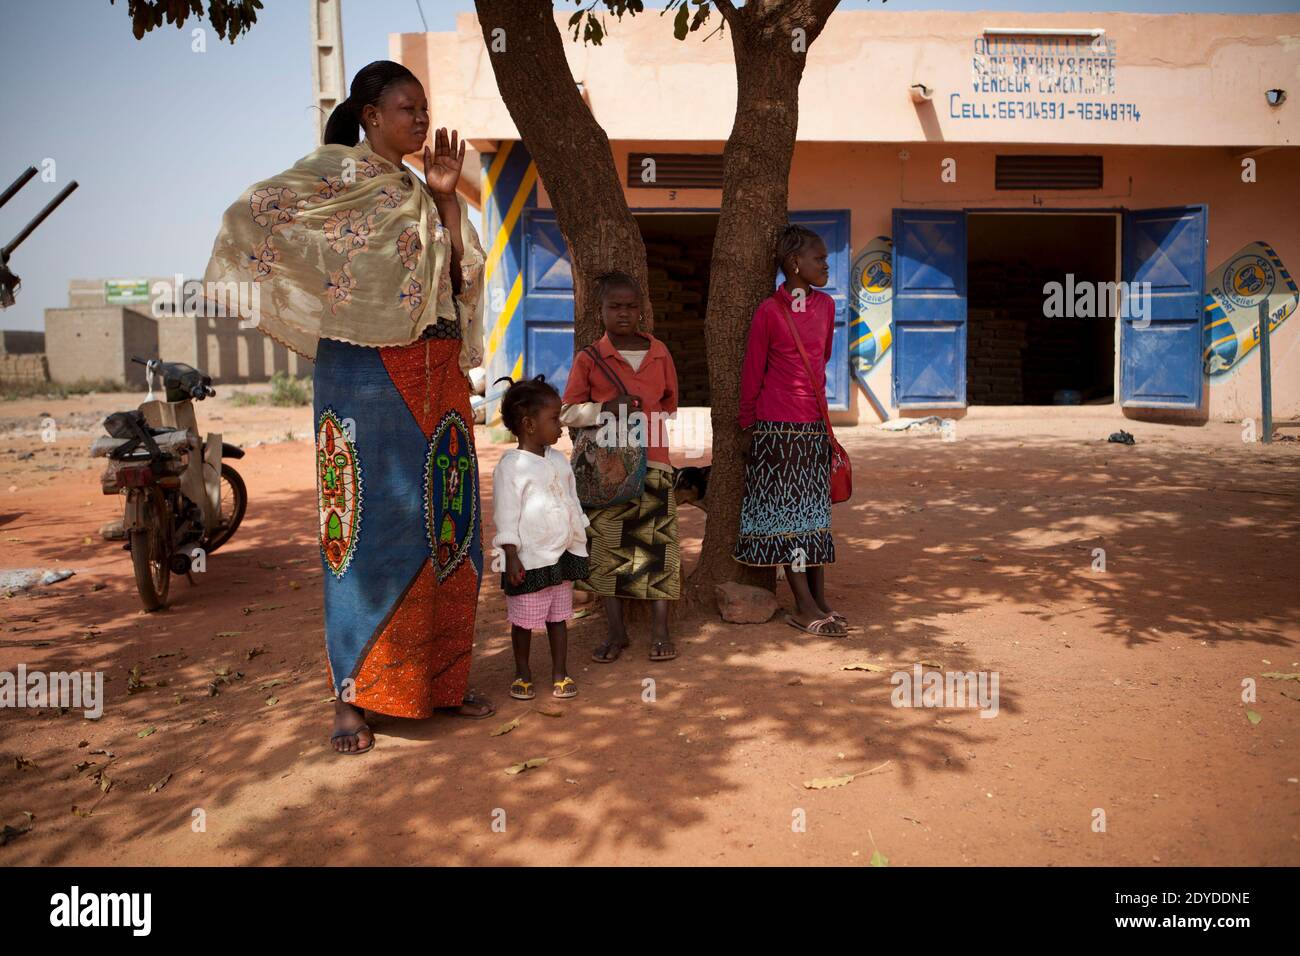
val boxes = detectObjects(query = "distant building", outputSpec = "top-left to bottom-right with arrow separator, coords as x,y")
43,277 -> 311,387
400,9 -> 1300,424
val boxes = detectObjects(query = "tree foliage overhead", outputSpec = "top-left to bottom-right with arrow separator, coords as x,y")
110,0 -> 264,43
567,0 -> 720,45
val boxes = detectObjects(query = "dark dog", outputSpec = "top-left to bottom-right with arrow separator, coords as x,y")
672,465 -> 711,511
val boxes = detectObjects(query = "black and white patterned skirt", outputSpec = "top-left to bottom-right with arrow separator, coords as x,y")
733,420 -> 835,567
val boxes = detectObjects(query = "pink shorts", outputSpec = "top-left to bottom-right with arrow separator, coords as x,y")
505,582 -> 574,630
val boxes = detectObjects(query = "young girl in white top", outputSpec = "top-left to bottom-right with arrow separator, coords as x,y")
491,375 -> 590,700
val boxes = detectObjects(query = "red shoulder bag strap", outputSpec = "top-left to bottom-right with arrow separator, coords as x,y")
775,296 -> 835,440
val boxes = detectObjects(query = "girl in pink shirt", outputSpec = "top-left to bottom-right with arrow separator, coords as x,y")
734,224 -> 846,637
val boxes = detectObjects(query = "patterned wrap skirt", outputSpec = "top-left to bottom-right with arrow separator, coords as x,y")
734,420 -> 836,567
578,465 -> 680,601
312,325 -> 482,718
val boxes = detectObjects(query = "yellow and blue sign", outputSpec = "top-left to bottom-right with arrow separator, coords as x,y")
1202,241 -> 1297,376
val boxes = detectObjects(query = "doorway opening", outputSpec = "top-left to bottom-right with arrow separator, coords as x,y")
635,212 -> 717,407
966,212 -> 1117,405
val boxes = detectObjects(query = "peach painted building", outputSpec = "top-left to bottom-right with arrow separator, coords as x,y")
395,9 -> 1300,426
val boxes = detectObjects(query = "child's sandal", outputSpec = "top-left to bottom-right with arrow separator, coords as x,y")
509,678 -> 535,701
552,677 -> 578,699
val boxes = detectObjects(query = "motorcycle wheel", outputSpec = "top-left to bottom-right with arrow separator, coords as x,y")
130,487 -> 172,612
201,463 -> 247,554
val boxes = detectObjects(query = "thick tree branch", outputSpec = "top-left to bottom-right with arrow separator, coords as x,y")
475,0 -> 651,348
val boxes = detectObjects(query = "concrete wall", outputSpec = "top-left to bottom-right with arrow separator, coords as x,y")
45,307 -> 159,388
403,11 -> 1299,149
158,315 -> 313,382
47,291 -> 312,387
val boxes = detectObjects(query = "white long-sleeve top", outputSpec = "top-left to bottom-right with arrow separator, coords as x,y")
491,447 -> 590,570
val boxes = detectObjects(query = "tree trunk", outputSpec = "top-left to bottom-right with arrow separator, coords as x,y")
474,0 -> 652,349
685,0 -> 841,602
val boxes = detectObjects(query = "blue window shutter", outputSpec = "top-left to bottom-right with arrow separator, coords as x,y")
786,210 -> 851,411
1120,206 -> 1207,409
891,209 -> 967,408
522,209 -> 576,394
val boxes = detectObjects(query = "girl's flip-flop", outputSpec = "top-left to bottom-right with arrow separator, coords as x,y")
552,677 -> 578,699
649,640 -> 678,662
591,639 -> 628,663
785,614 -> 847,637
510,679 -> 535,701
330,723 -> 375,756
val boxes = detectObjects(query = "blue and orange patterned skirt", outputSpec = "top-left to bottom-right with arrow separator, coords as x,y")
312,329 -> 482,718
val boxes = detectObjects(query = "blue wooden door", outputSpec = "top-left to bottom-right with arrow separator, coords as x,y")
786,210 -> 851,411
891,209 -> 967,407
1121,206 -> 1207,409
522,209 -> 576,393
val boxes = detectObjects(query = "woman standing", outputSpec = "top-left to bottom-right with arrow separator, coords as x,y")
734,225 -> 846,637
205,61 -> 493,754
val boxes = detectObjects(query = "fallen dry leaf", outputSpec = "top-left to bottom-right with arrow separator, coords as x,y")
148,773 -> 172,794
490,715 -> 523,737
842,662 -> 891,673
802,760 -> 892,790
1262,672 -> 1300,682
504,748 -> 578,776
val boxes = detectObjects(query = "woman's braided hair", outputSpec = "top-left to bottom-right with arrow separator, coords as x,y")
323,60 -> 420,147
774,223 -> 821,273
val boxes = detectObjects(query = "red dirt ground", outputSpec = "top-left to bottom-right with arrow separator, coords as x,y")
1,391 -> 1298,866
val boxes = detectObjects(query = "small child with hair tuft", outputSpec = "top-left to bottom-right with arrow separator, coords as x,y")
491,375 -> 589,700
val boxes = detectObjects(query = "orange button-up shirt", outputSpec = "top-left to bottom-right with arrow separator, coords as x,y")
560,332 -> 679,467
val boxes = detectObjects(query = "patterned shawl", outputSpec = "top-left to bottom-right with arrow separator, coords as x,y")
203,140 -> 486,372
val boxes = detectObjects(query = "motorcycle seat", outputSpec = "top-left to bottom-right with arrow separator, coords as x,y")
91,428 -> 192,459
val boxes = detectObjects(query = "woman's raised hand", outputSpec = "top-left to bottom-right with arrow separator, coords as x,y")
423,127 -> 465,199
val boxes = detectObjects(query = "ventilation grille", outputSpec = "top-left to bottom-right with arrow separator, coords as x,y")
996,155 -> 1103,190
627,152 -> 724,190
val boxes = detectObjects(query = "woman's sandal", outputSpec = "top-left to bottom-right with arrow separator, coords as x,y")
552,677 -> 578,699
591,639 -> 628,663
510,679 -> 535,701
649,640 -> 678,662
439,690 -> 496,719
330,723 -> 375,756
785,614 -> 847,637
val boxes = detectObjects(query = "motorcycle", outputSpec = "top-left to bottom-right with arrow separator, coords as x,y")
92,357 -> 248,611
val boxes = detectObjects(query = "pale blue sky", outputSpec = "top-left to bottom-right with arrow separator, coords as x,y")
0,0 -> 1296,332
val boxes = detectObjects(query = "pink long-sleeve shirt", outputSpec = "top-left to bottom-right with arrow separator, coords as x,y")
738,284 -> 835,429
